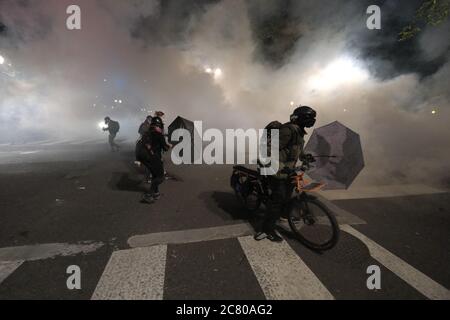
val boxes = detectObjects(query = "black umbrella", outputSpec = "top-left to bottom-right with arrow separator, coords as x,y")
304,121 -> 365,190
168,116 -> 202,162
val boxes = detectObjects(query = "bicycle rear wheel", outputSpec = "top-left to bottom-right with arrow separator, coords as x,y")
231,172 -> 261,212
288,197 -> 340,251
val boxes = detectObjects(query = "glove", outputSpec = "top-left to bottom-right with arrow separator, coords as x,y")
301,153 -> 314,162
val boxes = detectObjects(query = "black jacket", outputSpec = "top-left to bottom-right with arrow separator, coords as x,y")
138,127 -> 170,159
107,120 -> 120,134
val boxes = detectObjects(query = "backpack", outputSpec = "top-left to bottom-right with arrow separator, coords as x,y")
261,121 -> 304,163
109,121 -> 120,134
259,121 -> 282,161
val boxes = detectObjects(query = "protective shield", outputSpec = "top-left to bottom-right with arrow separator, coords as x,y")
304,121 -> 364,190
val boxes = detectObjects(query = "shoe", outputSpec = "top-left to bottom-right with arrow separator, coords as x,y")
153,193 -> 161,200
254,232 -> 267,241
266,231 -> 284,243
141,194 -> 155,204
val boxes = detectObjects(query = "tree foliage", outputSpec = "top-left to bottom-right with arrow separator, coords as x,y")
399,0 -> 450,41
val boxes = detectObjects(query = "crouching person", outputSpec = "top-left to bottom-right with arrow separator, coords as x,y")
136,117 -> 171,204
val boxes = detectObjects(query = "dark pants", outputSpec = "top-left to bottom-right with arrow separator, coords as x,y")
136,146 -> 165,195
109,133 -> 120,150
262,177 -> 294,233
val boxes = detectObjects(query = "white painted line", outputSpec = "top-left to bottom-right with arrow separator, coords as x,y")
341,225 -> 450,300
0,242 -> 104,262
319,184 -> 448,201
40,139 -> 77,146
92,246 -> 167,300
25,139 -> 54,145
19,150 -> 42,155
0,261 -> 24,285
238,236 -> 334,300
128,223 -> 253,248
69,138 -> 104,145
314,193 -> 366,225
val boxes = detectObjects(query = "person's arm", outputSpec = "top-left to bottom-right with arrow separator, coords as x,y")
159,134 -> 171,151
138,123 -> 145,135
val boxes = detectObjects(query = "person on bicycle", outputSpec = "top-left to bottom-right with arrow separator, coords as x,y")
255,106 -> 317,242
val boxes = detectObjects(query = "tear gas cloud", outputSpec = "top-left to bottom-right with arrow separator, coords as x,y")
0,0 -> 449,186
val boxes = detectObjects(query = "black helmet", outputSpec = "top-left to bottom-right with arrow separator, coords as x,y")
104,117 -> 111,122
291,106 -> 317,128
151,116 -> 164,128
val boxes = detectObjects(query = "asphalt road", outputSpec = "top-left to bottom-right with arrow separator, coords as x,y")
0,139 -> 448,300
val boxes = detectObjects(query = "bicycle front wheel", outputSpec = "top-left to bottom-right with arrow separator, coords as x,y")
288,197 -> 340,251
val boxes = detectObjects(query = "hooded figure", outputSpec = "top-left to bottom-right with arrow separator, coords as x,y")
256,106 -> 317,243
136,116 -> 171,204
103,117 -> 120,152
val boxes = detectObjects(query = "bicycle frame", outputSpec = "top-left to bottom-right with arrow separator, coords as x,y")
292,172 -> 326,194
231,166 -> 326,204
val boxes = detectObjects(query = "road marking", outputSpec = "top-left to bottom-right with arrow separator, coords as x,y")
238,236 -> 334,300
314,193 -> 366,225
24,139 -> 54,145
69,138 -> 104,145
128,223 -> 253,248
19,150 -> 42,155
319,184 -> 448,200
0,242 -> 104,262
40,139 -> 77,146
341,225 -> 450,300
0,261 -> 24,285
92,245 -> 167,300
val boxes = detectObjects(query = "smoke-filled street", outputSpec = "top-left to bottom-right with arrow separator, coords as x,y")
0,140 -> 448,300
0,0 -> 449,302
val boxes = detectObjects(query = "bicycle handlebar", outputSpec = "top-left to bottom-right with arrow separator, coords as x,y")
282,154 -> 339,174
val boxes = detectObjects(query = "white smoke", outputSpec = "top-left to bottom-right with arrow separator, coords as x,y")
0,0 -> 449,186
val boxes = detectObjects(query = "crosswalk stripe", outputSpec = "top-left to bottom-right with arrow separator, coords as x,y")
238,236 -> 334,300
91,245 -> 167,300
128,223 -> 253,248
0,261 -> 23,285
341,225 -> 450,300
319,184 -> 448,200
0,242 -> 104,263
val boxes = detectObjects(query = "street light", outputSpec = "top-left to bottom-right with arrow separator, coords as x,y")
98,121 -> 106,130
214,68 -> 223,78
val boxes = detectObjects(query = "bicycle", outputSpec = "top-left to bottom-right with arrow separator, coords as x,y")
230,155 -> 340,251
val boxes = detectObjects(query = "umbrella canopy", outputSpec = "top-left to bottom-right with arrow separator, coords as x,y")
168,116 -> 202,162
304,121 -> 364,190
168,116 -> 196,145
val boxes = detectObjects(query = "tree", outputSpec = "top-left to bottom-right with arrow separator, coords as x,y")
399,0 -> 450,41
